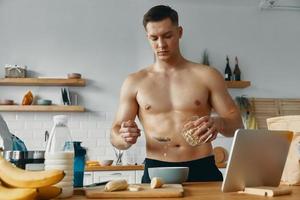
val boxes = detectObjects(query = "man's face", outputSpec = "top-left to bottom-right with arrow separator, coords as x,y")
146,18 -> 182,61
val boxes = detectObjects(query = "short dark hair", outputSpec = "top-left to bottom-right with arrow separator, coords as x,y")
143,5 -> 178,29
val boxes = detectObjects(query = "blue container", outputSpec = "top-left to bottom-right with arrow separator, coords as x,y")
73,141 -> 86,187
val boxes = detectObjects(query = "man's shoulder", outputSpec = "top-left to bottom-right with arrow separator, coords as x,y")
123,67 -> 151,87
188,62 -> 220,76
126,68 -> 148,81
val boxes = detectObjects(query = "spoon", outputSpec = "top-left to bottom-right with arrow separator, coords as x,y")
153,136 -> 171,143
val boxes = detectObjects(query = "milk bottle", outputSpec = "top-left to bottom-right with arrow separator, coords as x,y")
45,115 -> 74,198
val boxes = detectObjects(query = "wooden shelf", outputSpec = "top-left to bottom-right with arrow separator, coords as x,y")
0,78 -> 85,86
0,105 -> 85,112
226,80 -> 250,88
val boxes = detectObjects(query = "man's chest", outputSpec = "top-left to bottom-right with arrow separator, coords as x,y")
136,78 -> 210,113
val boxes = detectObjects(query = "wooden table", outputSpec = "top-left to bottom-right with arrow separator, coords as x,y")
71,182 -> 300,200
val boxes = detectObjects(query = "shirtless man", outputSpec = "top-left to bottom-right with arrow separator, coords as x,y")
111,5 -> 243,183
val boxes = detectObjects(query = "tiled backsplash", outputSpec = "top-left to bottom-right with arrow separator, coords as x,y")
1,112 -> 233,165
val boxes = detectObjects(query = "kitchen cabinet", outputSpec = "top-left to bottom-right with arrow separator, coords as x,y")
135,170 -> 144,183
0,78 -> 86,112
84,170 -> 143,185
83,172 -> 94,186
93,170 -> 136,184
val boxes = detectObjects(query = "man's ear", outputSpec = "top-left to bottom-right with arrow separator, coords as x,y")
178,26 -> 183,38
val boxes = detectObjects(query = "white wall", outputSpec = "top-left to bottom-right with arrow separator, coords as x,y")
0,0 -> 299,162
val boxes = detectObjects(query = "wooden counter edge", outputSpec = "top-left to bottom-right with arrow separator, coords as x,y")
85,162 -> 226,171
85,165 -> 144,171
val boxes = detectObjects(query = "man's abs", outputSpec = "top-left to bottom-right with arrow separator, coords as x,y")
146,138 -> 213,162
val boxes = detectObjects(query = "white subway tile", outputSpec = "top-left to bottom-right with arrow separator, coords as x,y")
97,121 -> 113,129
87,147 -> 106,157
33,131 -> 47,140
16,113 -> 34,120
68,121 -> 81,129
88,129 -> 106,138
0,112 -> 17,120
105,112 -> 115,121
6,120 -> 25,130
34,113 -> 54,121
96,138 -> 107,147
70,113 -> 89,121
80,121 -> 97,129
89,111 -> 106,121
25,121 -> 43,129
42,122 -> 53,130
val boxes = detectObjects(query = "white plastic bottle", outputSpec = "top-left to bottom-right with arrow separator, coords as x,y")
45,115 -> 74,198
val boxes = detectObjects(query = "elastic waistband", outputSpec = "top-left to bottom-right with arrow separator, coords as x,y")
145,155 -> 215,166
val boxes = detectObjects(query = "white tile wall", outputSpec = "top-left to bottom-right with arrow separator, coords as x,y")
0,112 -> 233,165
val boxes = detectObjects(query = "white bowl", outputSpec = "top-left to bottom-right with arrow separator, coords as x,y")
99,160 -> 113,166
148,167 -> 189,184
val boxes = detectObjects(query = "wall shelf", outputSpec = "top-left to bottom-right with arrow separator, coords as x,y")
226,80 -> 251,88
0,105 -> 85,112
0,78 -> 86,86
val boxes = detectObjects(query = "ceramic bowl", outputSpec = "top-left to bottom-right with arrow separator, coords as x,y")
99,159 -> 113,166
67,73 -> 81,79
148,167 -> 189,184
0,99 -> 14,105
36,99 -> 52,105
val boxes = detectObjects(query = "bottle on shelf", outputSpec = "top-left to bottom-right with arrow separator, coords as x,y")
224,56 -> 232,81
45,115 -> 74,198
233,56 -> 241,81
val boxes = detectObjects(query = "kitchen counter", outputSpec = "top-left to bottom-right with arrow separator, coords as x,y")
71,182 -> 300,199
85,163 -> 226,171
85,165 -> 144,171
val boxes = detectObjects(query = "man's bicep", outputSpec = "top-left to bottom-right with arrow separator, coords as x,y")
114,97 -> 139,126
211,89 -> 238,117
113,77 -> 139,127
208,70 -> 239,117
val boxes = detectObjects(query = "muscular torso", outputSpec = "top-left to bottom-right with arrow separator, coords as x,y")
136,63 -> 214,162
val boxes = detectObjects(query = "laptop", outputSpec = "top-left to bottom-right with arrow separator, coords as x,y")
221,129 -> 293,192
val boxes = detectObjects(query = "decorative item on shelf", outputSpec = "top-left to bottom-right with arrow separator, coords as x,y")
85,160 -> 100,167
224,56 -> 232,81
21,91 -> 33,105
0,99 -> 14,105
235,96 -> 257,129
67,73 -> 81,79
201,49 -> 210,66
113,148 -> 124,166
4,64 -> 27,78
61,88 -> 71,105
233,56 -> 241,81
36,99 -> 52,105
99,159 -> 114,166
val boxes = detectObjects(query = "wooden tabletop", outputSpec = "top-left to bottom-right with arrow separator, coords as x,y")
71,182 -> 300,199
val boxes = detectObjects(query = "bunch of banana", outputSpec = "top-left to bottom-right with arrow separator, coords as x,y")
0,155 -> 65,200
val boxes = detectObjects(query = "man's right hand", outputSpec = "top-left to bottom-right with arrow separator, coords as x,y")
119,120 -> 141,145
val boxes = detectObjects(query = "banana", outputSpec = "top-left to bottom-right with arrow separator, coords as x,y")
104,179 -> 128,192
0,155 -> 65,188
150,177 -> 164,189
36,186 -> 62,200
0,180 -> 37,200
